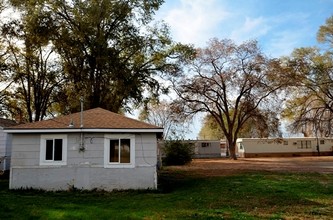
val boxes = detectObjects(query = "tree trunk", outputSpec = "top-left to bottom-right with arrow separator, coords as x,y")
226,136 -> 237,160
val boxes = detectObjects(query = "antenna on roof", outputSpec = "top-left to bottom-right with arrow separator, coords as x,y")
80,96 -> 84,128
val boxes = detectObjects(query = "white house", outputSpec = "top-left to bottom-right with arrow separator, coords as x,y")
237,137 -> 333,158
4,108 -> 163,191
0,118 -> 17,174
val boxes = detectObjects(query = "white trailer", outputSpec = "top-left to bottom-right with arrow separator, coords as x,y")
237,137 -> 333,158
192,140 -> 226,158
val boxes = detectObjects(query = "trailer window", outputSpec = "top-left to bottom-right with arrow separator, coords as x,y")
201,142 -> 211,147
298,140 -> 312,149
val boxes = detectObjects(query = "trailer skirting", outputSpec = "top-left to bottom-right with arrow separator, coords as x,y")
241,151 -> 333,158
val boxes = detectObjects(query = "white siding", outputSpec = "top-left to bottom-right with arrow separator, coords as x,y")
10,166 -> 156,191
11,134 -> 40,167
237,137 -> 333,157
194,140 -> 221,158
0,128 -> 6,156
135,133 -> 157,167
0,128 -> 6,171
10,132 -> 158,191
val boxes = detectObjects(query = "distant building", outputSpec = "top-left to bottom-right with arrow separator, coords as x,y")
237,137 -> 333,157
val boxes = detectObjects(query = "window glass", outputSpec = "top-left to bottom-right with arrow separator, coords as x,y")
306,140 -> 312,149
110,140 -> 119,162
104,135 -> 134,168
46,139 -> 53,160
40,135 -> 67,165
54,139 -> 63,161
120,139 -> 131,163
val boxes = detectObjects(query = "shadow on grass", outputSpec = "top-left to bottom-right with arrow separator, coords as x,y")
157,169 -> 201,193
158,168 -> 333,218
1,170 -> 332,219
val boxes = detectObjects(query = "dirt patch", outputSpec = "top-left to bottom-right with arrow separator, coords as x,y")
165,156 -> 333,176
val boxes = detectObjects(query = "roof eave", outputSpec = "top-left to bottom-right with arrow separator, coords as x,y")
4,128 -> 164,134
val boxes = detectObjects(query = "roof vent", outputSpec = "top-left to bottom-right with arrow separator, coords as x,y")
68,119 -> 74,128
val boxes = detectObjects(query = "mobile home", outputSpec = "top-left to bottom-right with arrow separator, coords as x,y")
237,137 -> 333,158
193,140 -> 225,158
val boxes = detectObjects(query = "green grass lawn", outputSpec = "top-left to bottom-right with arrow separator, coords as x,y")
1,170 -> 332,219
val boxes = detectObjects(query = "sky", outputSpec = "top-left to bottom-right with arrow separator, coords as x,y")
156,0 -> 333,57
144,0 -> 333,139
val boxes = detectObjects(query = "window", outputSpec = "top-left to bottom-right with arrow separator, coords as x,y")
201,142 -> 210,148
104,134 -> 135,168
297,140 -> 312,149
320,140 -> 325,145
238,143 -> 244,150
40,135 -> 67,165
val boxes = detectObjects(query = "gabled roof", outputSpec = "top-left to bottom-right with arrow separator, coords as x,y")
5,108 -> 163,134
0,118 -> 17,128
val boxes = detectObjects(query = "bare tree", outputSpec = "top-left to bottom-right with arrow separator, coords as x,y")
139,100 -> 190,139
173,38 -> 283,159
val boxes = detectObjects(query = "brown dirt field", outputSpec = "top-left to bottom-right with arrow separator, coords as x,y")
166,156 -> 333,176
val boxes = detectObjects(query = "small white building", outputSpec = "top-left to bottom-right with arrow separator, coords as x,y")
0,118 -> 17,173
4,108 -> 163,191
192,140 -> 226,158
237,137 -> 333,158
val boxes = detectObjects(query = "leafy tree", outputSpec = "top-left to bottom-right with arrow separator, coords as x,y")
49,0 -> 194,113
2,1 -> 63,122
139,99 -> 190,139
173,38 -> 283,159
198,114 -> 224,140
4,0 -> 193,120
281,16 -> 333,137
282,47 -> 333,137
317,15 -> 333,49
0,0 -> 12,117
199,109 -> 280,140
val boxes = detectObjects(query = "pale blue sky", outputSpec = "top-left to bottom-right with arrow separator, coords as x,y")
156,0 -> 333,57
151,0 -> 333,139
127,1 -> 333,139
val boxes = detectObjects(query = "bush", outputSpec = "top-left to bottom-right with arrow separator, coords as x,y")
162,140 -> 194,166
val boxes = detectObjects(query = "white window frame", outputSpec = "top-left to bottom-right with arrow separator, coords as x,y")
104,134 -> 135,168
40,134 -> 67,166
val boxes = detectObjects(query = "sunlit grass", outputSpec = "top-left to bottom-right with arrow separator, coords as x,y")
0,170 -> 332,219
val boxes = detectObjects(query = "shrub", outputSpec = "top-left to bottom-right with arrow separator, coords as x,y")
162,140 -> 194,166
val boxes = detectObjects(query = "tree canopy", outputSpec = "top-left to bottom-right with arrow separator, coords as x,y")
282,15 -> 333,137
199,108 -> 280,140
0,0 -> 194,121
173,38 -> 284,159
